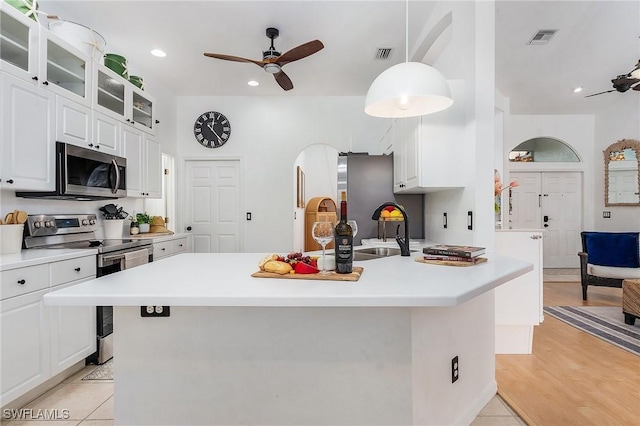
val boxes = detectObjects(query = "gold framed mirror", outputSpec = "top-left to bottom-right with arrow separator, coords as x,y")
604,139 -> 640,206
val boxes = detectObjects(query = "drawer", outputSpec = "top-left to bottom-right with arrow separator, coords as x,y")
1,264 -> 50,300
171,238 -> 188,254
50,256 -> 96,287
153,241 -> 172,259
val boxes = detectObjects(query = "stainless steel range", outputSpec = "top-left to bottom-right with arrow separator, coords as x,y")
24,214 -> 153,364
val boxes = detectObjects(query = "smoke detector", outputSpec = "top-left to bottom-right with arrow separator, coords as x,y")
528,29 -> 558,45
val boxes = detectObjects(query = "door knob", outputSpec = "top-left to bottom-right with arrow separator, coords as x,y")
186,226 -> 192,231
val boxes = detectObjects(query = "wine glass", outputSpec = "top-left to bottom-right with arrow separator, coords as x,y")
312,221 -> 334,275
347,220 -> 358,238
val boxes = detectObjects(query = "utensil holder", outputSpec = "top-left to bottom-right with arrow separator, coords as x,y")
103,219 -> 124,239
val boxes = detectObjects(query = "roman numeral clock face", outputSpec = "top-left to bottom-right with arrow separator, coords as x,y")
193,111 -> 231,148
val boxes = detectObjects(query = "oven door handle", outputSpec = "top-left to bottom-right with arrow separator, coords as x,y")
100,252 -> 126,264
110,159 -> 120,194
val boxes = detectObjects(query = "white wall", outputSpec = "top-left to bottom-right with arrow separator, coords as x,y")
593,95 -> 640,231
175,96 -> 388,253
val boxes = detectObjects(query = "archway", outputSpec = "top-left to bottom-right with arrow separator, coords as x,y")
292,144 -> 339,252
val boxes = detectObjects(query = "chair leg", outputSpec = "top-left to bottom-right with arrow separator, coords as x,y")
582,284 -> 588,300
624,312 -> 636,326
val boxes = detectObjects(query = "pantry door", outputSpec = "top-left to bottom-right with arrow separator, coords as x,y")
510,171 -> 582,268
185,160 -> 242,253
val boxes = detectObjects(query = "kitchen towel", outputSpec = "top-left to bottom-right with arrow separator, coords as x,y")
123,248 -> 149,269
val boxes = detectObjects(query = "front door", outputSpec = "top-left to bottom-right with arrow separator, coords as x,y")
185,160 -> 242,253
510,171 -> 582,268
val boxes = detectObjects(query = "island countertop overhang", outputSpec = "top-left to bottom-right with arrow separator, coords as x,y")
43,252 -> 532,308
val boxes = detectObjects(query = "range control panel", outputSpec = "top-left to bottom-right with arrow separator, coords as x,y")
25,214 -> 98,237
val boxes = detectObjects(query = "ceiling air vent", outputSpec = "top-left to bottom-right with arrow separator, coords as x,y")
375,48 -> 393,60
528,29 -> 557,45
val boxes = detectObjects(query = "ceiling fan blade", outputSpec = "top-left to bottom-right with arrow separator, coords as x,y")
276,40 -> 324,66
274,71 -> 294,91
584,89 -> 617,98
203,53 -> 265,67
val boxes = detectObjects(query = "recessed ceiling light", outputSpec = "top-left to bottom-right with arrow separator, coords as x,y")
248,80 -> 259,87
150,49 -> 166,58
573,87 -> 583,93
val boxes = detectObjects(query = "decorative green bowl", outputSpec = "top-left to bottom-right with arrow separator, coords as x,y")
5,0 -> 39,21
129,75 -> 144,90
104,53 -> 128,79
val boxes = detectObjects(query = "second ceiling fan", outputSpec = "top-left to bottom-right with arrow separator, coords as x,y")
204,28 -> 324,91
585,60 -> 640,97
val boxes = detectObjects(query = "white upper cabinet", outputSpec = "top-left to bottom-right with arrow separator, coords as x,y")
93,63 -> 157,135
0,3 -> 39,81
1,4 -> 91,105
122,127 -> 161,198
391,80 -> 467,193
0,72 -> 55,191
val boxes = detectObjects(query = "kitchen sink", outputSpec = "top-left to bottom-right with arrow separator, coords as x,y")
353,247 -> 406,261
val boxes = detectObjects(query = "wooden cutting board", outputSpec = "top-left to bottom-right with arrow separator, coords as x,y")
415,257 -> 488,267
251,266 -> 363,281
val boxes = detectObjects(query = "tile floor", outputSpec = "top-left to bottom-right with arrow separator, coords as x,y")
1,361 -> 525,425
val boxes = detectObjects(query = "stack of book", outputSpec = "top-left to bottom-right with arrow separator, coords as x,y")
420,244 -> 487,266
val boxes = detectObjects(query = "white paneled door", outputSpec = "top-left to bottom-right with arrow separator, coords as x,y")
510,172 -> 582,268
185,160 -> 242,253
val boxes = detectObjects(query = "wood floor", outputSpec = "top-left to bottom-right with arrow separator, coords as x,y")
496,281 -> 640,426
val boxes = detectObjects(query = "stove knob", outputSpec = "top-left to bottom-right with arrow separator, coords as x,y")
34,221 -> 42,229
45,220 -> 54,228
82,219 -> 89,226
89,219 -> 96,225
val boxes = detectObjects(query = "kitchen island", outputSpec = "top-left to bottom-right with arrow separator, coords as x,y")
44,252 -> 531,426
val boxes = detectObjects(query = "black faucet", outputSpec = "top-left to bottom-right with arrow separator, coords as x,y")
371,202 -> 411,256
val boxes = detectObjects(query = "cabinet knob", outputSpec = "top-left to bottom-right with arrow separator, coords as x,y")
6,179 -> 14,184
43,81 -> 49,85
17,279 -> 26,285
161,247 -> 166,251
186,226 -> 192,231
75,267 -> 81,272
95,145 -> 100,149
178,244 -> 183,247
530,235 -> 542,240
32,76 -> 38,81
155,120 -> 160,124
88,143 -> 93,148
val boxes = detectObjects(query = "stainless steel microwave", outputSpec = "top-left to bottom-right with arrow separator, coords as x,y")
17,142 -> 127,200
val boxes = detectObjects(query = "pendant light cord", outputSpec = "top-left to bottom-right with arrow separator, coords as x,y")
405,0 -> 409,63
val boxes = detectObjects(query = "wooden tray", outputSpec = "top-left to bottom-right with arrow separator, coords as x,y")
415,257 -> 487,267
130,231 -> 175,238
251,266 -> 363,281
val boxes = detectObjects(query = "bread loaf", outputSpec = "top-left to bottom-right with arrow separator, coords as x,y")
263,260 -> 293,275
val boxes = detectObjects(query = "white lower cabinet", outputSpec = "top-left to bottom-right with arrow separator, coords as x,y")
153,236 -> 190,261
0,255 -> 97,406
49,256 -> 97,375
1,289 -> 50,406
494,230 -> 543,354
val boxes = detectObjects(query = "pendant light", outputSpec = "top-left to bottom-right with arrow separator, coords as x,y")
365,0 -> 453,118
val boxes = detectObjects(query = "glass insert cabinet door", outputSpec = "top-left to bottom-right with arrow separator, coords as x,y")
605,139 -> 640,206
0,4 -> 38,79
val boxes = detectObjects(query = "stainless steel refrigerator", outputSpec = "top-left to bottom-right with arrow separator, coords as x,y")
337,153 -> 424,246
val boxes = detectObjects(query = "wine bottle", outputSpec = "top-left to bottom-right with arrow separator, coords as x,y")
334,191 -> 353,274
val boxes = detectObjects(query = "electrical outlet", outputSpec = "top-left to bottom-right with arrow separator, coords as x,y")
451,356 -> 459,383
603,211 -> 611,218
140,306 -> 170,317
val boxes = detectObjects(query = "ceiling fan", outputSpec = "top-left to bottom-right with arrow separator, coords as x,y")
585,60 -> 640,97
203,28 -> 324,91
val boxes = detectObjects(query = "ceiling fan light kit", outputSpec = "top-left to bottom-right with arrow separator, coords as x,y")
365,61 -> 453,118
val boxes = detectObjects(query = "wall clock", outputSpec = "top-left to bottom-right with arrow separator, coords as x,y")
193,111 -> 231,148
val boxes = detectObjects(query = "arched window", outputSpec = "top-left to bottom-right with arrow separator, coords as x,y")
509,137 -> 580,162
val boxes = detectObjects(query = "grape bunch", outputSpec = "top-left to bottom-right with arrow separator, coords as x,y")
276,252 -> 314,266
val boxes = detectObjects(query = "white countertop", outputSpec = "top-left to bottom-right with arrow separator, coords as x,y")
0,248 -> 98,271
130,232 -> 190,243
43,251 -> 532,308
